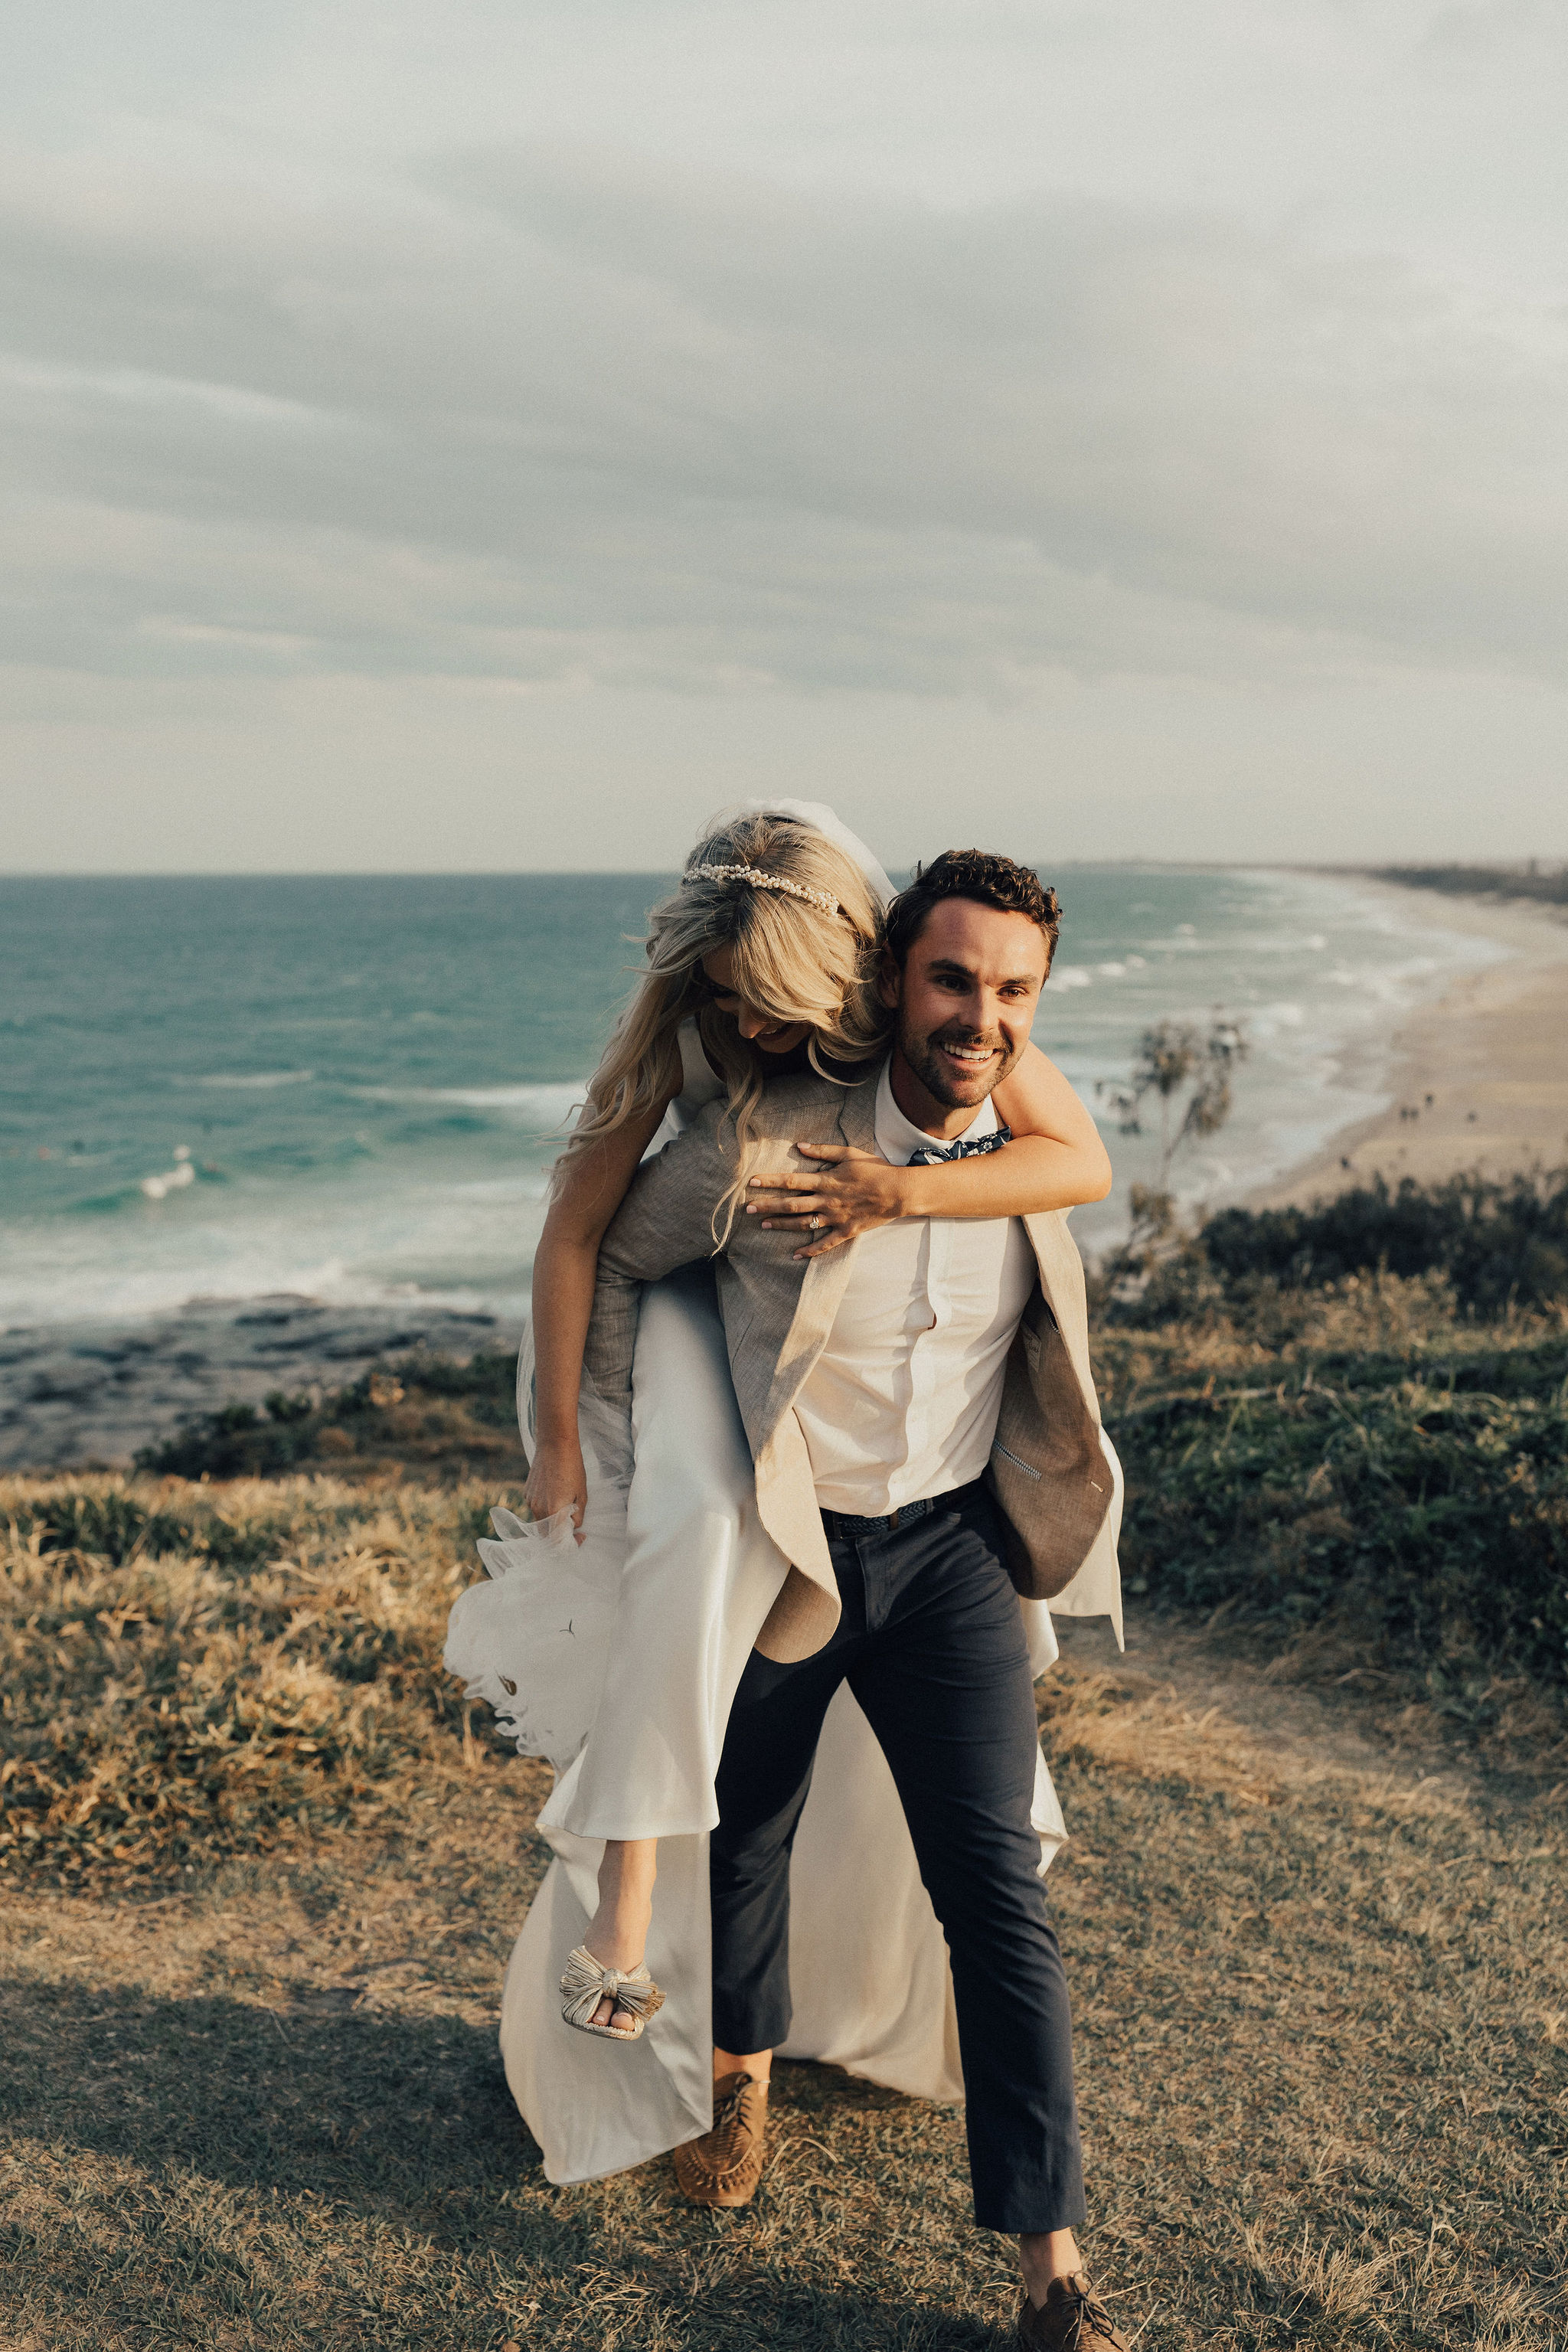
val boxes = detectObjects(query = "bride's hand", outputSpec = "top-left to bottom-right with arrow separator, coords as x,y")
744,1145 -> 906,1258
526,1434 -> 588,1544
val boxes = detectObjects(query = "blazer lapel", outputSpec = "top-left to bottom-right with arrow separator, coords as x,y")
1020,1207 -> 1100,1424
756,1061 -> 881,1455
835,1062 -> 880,1155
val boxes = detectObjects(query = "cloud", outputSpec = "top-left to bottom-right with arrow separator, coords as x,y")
1,120 -> 1564,707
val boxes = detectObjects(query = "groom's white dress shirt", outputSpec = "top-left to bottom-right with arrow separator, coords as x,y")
794,1062 -> 1036,1517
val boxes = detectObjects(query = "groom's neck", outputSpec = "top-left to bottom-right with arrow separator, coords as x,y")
887,1044 -> 987,1141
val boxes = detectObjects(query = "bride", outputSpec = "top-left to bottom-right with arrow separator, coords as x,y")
445,802 -> 1123,2187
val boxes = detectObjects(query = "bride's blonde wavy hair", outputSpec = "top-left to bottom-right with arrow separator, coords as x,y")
563,811 -> 889,1242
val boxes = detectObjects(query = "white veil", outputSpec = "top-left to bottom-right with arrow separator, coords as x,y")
698,799 -> 897,916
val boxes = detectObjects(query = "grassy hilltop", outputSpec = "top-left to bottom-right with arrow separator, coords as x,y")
2,1173 -> 1566,2349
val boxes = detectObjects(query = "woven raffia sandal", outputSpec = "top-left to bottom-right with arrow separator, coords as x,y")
559,1944 -> 666,2040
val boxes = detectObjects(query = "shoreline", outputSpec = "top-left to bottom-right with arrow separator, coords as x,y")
1245,883 -> 1568,1210
6,880 -> 1566,1472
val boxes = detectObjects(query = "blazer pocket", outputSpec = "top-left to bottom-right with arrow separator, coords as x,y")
991,1439 -> 1042,1482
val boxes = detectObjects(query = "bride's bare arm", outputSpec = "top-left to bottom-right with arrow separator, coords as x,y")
985,1043 -> 1112,1204
745,1042 -> 1111,1256
528,1096 -> 676,1530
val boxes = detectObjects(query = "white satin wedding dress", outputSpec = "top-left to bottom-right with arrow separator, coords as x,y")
443,802 -> 1125,2186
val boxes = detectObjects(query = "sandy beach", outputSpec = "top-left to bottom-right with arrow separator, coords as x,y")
1250,882 -> 1568,1210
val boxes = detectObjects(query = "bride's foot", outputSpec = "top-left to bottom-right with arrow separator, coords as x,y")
559,1938 -> 664,2040
582,1905 -> 654,2033
582,1838 -> 658,2034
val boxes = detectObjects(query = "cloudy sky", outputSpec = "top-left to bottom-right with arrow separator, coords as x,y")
5,0 -> 1566,871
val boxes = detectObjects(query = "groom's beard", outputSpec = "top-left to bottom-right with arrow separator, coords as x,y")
897,1014 -> 1024,1111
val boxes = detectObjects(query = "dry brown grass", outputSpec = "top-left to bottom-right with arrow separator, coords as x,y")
0,1473 -> 517,1889
2,1470 -> 1566,2348
1038,1670 -> 1292,1808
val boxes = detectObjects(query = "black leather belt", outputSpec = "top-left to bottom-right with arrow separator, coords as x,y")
819,1478 -> 983,1540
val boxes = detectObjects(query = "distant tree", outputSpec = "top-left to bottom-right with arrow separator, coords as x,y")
1098,1014 -> 1249,1186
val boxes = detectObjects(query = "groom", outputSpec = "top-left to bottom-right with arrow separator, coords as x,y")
584,849 -> 1131,2352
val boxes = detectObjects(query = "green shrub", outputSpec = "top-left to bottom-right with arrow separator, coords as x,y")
1112,1329 -> 1568,1703
138,1398 -> 326,1481
1200,1168 -> 1568,1312
136,1353 -> 521,1482
1091,1174 -> 1568,1716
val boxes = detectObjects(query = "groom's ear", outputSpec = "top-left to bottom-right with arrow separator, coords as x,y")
876,949 -> 902,1011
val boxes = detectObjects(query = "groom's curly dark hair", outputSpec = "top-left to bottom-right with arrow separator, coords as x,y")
883,850 -> 1061,975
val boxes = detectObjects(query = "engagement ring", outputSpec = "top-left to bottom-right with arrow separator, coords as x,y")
809,1216 -> 822,1230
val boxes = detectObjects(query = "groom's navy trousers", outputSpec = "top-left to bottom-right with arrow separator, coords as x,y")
708,1478 -> 1086,2236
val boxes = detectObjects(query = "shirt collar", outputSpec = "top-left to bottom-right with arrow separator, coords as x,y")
874,1058 -> 997,1167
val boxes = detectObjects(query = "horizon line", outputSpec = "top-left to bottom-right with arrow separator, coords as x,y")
3,858 -> 1561,883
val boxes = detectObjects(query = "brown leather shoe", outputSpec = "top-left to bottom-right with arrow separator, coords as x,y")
671,2072 -> 769,2208
1017,2271 -> 1131,2350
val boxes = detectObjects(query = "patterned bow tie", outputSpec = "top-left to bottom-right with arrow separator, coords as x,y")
906,1122 -> 1013,1166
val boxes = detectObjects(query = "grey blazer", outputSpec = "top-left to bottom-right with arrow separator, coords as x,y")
582,1058 -> 1115,1664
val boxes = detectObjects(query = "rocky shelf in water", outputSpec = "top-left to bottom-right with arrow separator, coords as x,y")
0,1297 -> 525,1472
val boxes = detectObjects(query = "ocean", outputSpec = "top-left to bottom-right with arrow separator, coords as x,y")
0,866 -> 1508,1335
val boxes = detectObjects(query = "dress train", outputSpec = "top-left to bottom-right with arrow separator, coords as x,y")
445,1263 -> 1122,2185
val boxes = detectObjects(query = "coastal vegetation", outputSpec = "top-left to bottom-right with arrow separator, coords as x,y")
5,1167 -> 1563,1900
131,1351 -> 521,1484
1093,1168 -> 1568,1743
2,1167 -> 1565,2346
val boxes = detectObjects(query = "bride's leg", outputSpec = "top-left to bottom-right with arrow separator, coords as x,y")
583,1836 -> 658,2031
556,1267 -> 786,2040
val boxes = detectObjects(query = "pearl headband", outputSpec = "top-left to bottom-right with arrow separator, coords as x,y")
687,861 -> 841,918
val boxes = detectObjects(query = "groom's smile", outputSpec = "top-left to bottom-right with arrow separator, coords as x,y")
880,894 -> 1052,1133
929,1024 -> 1007,1088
